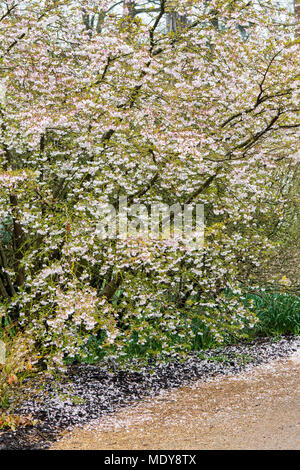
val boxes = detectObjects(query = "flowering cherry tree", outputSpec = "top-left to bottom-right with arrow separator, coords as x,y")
0,0 -> 299,367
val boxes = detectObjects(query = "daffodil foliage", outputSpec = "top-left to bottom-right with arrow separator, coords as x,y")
0,0 -> 299,366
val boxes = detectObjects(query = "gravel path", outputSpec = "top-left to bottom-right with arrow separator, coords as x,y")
0,335 -> 299,449
52,348 -> 300,450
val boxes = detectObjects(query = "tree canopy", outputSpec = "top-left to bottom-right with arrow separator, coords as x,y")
0,0 -> 299,367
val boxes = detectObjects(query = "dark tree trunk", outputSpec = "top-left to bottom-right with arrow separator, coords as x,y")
166,12 -> 188,32
10,193 -> 25,288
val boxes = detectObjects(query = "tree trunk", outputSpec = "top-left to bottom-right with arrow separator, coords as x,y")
0,275 -> 9,299
10,193 -> 25,287
166,12 -> 188,32
0,243 -> 16,297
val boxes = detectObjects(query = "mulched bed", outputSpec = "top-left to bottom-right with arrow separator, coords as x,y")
1,334 -> 299,450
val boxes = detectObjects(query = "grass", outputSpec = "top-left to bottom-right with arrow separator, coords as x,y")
242,290 -> 300,337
